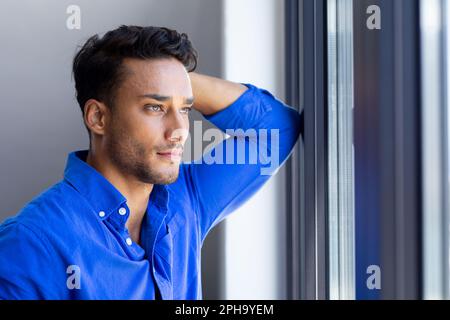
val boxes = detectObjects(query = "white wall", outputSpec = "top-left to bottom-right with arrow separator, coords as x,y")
222,0 -> 287,299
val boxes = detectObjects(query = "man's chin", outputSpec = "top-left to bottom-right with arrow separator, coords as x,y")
147,166 -> 180,185
158,173 -> 180,185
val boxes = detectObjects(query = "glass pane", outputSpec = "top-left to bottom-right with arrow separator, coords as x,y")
420,0 -> 450,299
327,0 -> 356,300
446,0 -> 450,298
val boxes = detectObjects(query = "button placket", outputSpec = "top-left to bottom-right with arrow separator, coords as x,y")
152,220 -> 173,300
118,206 -> 133,246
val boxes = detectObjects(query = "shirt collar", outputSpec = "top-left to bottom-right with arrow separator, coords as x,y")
63,150 -> 169,222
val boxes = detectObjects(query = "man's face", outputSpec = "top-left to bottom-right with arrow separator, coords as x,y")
104,57 -> 193,185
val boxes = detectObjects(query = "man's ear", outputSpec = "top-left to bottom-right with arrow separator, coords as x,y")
83,99 -> 108,137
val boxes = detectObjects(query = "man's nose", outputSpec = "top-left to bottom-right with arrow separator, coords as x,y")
165,113 -> 189,143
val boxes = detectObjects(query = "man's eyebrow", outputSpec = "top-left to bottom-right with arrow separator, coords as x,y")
139,94 -> 194,104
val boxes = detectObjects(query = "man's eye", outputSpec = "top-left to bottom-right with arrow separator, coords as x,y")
145,104 -> 163,112
181,107 -> 192,114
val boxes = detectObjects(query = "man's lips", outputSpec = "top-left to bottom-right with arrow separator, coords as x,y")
156,149 -> 183,160
157,150 -> 183,156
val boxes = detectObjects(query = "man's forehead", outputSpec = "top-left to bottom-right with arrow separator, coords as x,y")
123,58 -> 192,97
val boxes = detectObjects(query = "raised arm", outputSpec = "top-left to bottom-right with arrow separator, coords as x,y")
189,72 -> 248,116
183,73 -> 302,243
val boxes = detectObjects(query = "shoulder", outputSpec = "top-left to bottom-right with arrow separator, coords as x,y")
0,179 -> 96,251
3,181 -> 76,230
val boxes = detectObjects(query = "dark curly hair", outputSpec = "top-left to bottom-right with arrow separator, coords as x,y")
72,25 -> 198,114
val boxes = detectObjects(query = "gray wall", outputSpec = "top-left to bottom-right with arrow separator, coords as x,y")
0,0 -> 225,299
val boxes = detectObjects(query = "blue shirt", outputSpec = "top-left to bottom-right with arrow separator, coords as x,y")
0,83 -> 301,299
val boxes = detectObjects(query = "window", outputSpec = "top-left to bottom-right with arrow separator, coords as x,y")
286,0 -> 422,299
327,0 -> 355,300
420,0 -> 450,300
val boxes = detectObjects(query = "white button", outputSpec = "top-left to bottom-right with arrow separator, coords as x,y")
98,211 -> 105,218
118,207 -> 127,216
126,237 -> 133,246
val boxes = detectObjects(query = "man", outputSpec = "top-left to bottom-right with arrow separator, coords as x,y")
0,25 -> 301,299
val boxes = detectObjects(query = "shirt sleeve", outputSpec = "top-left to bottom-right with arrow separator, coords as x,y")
185,83 -> 302,243
0,221 -> 60,299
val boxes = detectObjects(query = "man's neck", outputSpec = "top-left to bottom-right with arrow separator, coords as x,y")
86,151 -> 153,245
